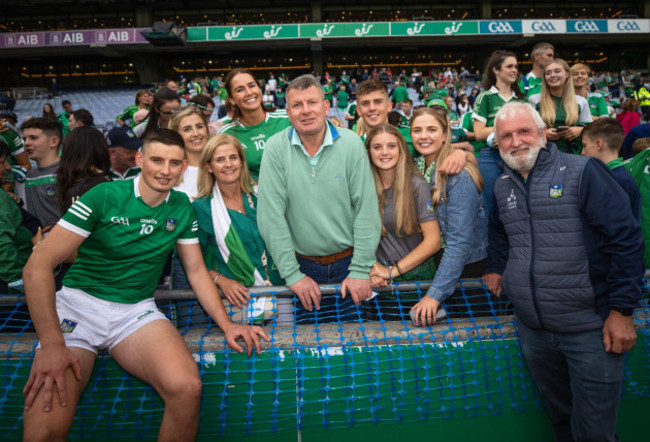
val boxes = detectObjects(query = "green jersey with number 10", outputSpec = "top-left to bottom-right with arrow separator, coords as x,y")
219,110 -> 291,178
58,178 -> 198,304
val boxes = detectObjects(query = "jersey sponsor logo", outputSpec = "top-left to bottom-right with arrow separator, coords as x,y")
140,218 -> 158,224
573,21 -> 602,32
111,216 -> 130,226
165,218 -> 177,231
60,319 -> 77,334
487,21 -> 515,33
531,21 -> 556,32
616,21 -> 641,32
549,185 -> 563,198
68,200 -> 92,220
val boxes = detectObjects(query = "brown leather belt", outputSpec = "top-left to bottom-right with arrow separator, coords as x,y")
296,247 -> 353,265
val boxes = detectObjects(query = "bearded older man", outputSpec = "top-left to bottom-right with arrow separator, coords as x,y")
482,101 -> 644,442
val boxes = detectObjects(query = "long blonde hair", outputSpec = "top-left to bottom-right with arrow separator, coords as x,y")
539,58 -> 579,127
365,123 -> 420,237
196,133 -> 254,199
410,107 -> 484,205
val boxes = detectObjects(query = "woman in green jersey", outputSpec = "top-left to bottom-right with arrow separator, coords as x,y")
472,50 -> 526,217
528,59 -> 592,154
116,89 -> 152,128
218,68 -> 291,179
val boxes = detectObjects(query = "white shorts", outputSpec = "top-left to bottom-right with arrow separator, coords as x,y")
37,286 -> 169,354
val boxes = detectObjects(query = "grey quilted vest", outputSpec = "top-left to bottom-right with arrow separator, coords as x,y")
493,145 -> 603,333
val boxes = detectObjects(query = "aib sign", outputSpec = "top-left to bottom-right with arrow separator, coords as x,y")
567,20 -> 606,33
480,21 -> 522,34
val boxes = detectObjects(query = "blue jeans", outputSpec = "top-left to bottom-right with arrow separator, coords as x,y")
171,256 -> 209,328
478,147 -> 503,219
171,256 -> 190,289
516,319 -> 624,442
294,254 -> 360,324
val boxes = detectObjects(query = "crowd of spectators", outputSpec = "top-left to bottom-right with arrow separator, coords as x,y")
3,49 -> 650,297
2,38 -> 649,441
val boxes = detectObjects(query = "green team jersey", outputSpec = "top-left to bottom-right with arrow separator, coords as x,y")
337,90 -> 349,109
518,72 -> 543,97
59,178 -> 198,303
460,112 -> 483,157
1,126 -> 25,183
58,112 -> 71,136
392,86 -> 409,103
110,167 -> 141,180
346,103 -> 357,119
529,94 -> 592,154
397,126 -> 417,158
323,84 -> 333,100
0,127 -> 24,156
218,110 -> 291,178
587,93 -> 609,118
399,113 -> 411,129
472,86 -> 525,149
116,105 -> 147,128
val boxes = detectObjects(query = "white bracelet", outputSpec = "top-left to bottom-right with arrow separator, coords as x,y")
213,272 -> 221,285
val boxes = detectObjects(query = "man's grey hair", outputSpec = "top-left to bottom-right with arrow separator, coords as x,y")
531,42 -> 554,62
494,102 -> 546,138
286,74 -> 324,99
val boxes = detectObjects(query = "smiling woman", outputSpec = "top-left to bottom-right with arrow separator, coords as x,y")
472,50 -> 526,217
218,68 -> 291,179
528,58 -> 593,154
168,107 -> 210,290
192,133 -> 283,309
364,123 -> 441,309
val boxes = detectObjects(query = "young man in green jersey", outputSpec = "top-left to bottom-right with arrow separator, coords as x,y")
22,128 -> 268,441
518,42 -> 554,97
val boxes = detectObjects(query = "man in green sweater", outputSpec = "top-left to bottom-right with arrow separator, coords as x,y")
257,74 -> 381,322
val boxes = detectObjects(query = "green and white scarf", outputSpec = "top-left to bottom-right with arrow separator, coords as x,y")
210,185 -> 269,287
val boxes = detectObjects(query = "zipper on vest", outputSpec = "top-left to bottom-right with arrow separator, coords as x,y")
526,183 -> 546,330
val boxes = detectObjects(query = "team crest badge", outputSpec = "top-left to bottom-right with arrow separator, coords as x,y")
60,319 -> 77,334
549,185 -> 563,198
166,219 -> 177,231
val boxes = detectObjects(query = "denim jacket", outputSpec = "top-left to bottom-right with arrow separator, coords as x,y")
422,168 -> 488,302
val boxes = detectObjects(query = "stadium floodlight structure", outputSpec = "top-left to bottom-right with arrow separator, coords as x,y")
141,21 -> 187,46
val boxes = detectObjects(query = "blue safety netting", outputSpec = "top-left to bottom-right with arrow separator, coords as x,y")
2,280 -> 650,439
